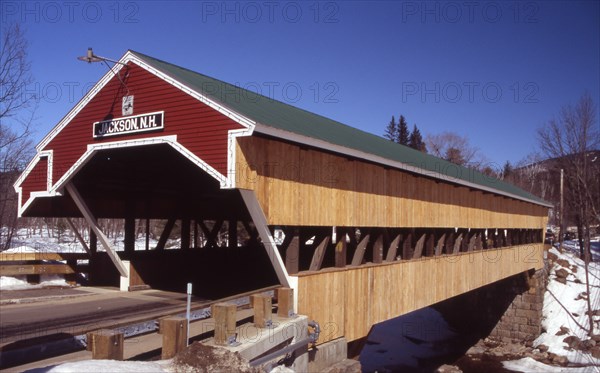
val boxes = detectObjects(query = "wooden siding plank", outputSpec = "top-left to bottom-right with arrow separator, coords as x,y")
297,243 -> 545,344
236,136 -> 548,228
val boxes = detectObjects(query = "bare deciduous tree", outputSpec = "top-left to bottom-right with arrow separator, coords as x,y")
0,23 -> 36,251
425,131 -> 484,168
538,92 -> 600,336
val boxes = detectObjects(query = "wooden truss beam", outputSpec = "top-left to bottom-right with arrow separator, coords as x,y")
309,236 -> 331,271
335,239 -> 347,268
435,233 -> 446,256
351,234 -> 370,266
285,231 -> 300,275
372,235 -> 384,264
181,219 -> 190,250
385,234 -> 401,262
65,218 -> 91,255
239,189 -> 290,287
413,233 -> 426,259
453,233 -> 463,254
156,218 -> 176,251
402,233 -> 413,259
65,183 -> 128,277
199,220 -> 224,248
425,233 -> 435,257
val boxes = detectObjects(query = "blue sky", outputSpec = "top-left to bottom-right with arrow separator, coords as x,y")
2,1 -> 599,169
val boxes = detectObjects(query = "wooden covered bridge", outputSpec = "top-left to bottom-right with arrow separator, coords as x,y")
14,50 -> 551,346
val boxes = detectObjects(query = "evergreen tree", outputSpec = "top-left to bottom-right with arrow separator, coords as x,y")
445,147 -> 466,165
409,124 -> 427,152
502,161 -> 513,179
398,115 -> 410,145
383,116 -> 397,142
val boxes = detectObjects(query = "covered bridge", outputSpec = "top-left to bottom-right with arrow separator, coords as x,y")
14,50 -> 551,344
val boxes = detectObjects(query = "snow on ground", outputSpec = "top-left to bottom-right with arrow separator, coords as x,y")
503,242 -> 600,372
27,359 -> 172,373
503,357 -> 597,372
1,229 -> 162,291
6,228 -> 162,254
534,246 -> 600,364
0,274 -> 69,290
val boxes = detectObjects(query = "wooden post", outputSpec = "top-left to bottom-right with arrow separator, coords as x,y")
385,234 -> 401,262
228,219 -> 237,249
445,232 -> 455,255
156,218 -> 176,251
193,220 -> 199,248
402,233 -> 413,260
351,234 -> 370,266
453,233 -> 463,254
425,233 -> 435,257
86,329 -> 124,360
286,230 -> 300,274
124,218 -> 135,254
252,294 -> 272,328
145,219 -> 150,251
159,317 -> 188,359
277,287 -> 294,318
475,232 -> 483,250
309,236 -> 330,271
181,219 -> 190,250
90,229 -> 97,254
211,303 -> 237,345
413,234 -> 426,259
468,233 -> 477,251
334,239 -> 347,268
435,233 -> 446,256
461,232 -> 470,252
372,235 -> 384,264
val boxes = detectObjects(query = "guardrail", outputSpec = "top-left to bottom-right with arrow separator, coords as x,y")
0,252 -> 89,278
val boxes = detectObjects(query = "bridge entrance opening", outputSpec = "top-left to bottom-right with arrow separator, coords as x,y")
21,143 -> 280,299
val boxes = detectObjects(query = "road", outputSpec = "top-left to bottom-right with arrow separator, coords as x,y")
0,287 -> 202,347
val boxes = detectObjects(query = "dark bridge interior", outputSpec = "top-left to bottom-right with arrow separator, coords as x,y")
26,143 -> 278,298
24,143 -> 250,221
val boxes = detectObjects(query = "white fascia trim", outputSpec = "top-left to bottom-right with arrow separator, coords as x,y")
225,127 -> 254,189
254,124 -> 553,208
125,51 -> 256,188
14,150 -> 54,217
30,50 -> 254,191
126,52 -> 256,132
18,135 -> 230,216
13,150 -> 52,192
36,63 -> 127,153
50,135 -> 229,194
37,51 -> 256,154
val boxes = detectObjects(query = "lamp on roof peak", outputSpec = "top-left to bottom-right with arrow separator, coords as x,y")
77,47 -> 129,94
77,48 -> 126,65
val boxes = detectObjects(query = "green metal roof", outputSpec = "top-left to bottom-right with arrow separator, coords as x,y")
130,50 -> 550,207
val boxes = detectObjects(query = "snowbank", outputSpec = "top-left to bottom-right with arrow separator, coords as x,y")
533,247 -> 600,365
0,275 -> 70,290
502,245 -> 600,373
35,359 -> 171,373
503,357 -> 596,372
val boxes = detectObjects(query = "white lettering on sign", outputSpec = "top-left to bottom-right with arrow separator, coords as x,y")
93,111 -> 164,139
